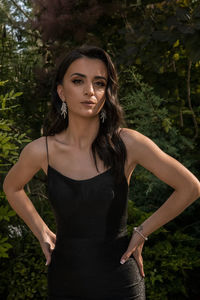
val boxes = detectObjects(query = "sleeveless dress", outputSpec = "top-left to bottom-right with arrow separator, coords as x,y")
45,136 -> 146,300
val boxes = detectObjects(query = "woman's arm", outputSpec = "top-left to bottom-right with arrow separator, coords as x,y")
128,129 -> 200,236
120,128 -> 200,270
3,137 -> 56,265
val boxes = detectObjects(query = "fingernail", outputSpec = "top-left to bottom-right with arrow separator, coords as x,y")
45,261 -> 48,266
120,259 -> 126,264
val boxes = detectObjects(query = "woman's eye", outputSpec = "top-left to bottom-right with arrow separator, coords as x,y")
95,82 -> 105,87
72,79 -> 82,84
72,79 -> 105,87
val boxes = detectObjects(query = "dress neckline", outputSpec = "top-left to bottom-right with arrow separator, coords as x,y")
47,164 -> 113,183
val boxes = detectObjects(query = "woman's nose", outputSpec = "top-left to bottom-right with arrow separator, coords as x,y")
84,83 -> 95,95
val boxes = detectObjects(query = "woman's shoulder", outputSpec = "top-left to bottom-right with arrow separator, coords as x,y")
19,136 -> 48,166
119,127 -> 153,161
119,127 -> 146,145
22,136 -> 47,152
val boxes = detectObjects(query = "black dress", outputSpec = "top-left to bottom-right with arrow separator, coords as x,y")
46,136 -> 146,300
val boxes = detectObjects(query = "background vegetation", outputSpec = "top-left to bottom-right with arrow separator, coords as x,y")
0,0 -> 199,299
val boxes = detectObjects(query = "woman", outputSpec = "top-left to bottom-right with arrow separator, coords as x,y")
3,45 -> 200,300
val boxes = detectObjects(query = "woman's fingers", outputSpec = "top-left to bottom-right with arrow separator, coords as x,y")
133,252 -> 145,277
49,231 -> 57,243
42,241 -> 54,266
120,234 -> 145,277
43,242 -> 51,265
120,232 -> 144,264
132,244 -> 145,277
39,231 -> 56,265
120,248 -> 145,278
120,247 -> 135,264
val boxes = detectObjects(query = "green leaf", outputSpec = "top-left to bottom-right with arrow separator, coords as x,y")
13,92 -> 23,98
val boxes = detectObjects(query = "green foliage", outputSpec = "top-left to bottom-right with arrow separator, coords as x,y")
0,81 -> 27,260
119,0 -> 200,141
0,0 -> 45,139
0,231 -> 48,299
0,81 -> 31,170
0,181 -> 55,299
0,78 -> 55,298
127,200 -> 200,300
0,234 -> 12,258
119,68 -> 200,299
0,174 -> 55,299
0,80 -> 35,297
144,231 -> 200,299
0,203 -> 16,222
119,66 -> 197,211
120,66 -> 193,154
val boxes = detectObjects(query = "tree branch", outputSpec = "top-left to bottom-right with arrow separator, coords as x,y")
0,2 -> 40,39
9,0 -> 32,21
187,59 -> 198,139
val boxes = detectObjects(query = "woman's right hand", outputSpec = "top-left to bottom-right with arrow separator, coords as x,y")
39,230 -> 56,266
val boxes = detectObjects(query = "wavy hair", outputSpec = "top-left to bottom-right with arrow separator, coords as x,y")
43,45 -> 127,183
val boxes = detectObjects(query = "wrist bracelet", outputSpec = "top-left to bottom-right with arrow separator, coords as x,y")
133,227 -> 148,241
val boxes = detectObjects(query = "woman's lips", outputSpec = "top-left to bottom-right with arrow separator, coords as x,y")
81,102 -> 95,106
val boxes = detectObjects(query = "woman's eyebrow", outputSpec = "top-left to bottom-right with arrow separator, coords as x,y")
70,72 -> 107,81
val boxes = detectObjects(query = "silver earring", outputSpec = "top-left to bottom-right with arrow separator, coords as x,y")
100,109 -> 107,123
61,101 -> 67,119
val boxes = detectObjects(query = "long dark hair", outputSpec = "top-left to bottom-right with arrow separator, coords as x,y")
43,45 -> 127,183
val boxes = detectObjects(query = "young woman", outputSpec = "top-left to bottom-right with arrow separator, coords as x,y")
3,45 -> 200,300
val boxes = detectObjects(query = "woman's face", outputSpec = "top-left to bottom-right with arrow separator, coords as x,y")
57,56 -> 108,119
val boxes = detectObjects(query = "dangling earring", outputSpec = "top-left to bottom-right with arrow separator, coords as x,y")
100,109 -> 107,123
61,101 -> 67,119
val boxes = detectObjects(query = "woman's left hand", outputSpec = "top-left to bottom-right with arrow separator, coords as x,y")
120,232 -> 145,278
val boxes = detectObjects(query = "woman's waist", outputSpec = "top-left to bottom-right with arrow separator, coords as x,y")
55,230 -> 128,245
53,232 -> 129,254
50,233 -> 130,270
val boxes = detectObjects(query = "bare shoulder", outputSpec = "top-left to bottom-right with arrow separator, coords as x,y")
119,127 -> 149,163
3,136 -> 48,191
119,127 -> 176,167
119,127 -> 172,163
119,127 -> 200,193
119,127 -> 144,145
19,136 -> 47,168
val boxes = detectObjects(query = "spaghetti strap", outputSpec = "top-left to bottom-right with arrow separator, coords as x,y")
45,136 -> 49,165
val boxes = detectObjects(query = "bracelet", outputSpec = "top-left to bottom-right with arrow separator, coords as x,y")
133,227 -> 148,241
